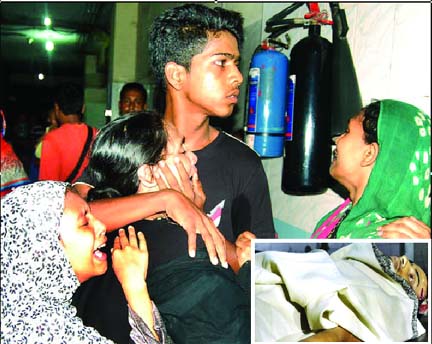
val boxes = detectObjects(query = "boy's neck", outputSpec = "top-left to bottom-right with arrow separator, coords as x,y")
165,96 -> 219,152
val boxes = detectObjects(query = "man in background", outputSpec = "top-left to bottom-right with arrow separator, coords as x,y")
39,83 -> 97,183
118,82 -> 147,115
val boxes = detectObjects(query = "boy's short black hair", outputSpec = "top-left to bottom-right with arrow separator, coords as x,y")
149,4 -> 244,86
55,83 -> 84,116
120,82 -> 148,103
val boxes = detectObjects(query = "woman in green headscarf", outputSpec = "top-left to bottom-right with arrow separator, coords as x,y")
312,99 -> 430,239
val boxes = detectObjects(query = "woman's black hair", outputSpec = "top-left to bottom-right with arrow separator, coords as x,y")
86,111 -> 167,201
362,100 -> 380,144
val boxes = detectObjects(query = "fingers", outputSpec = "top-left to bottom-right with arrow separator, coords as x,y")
127,225 -> 138,247
185,228 -> 197,258
157,160 -> 181,191
137,231 -> 148,253
379,231 -> 413,239
173,156 -> 194,198
378,217 -> 431,239
156,156 -> 195,201
112,226 -> 148,250
112,235 -> 120,251
405,216 -> 431,235
235,232 -> 254,252
238,231 -> 256,241
235,231 -> 255,268
164,191 -> 227,267
200,215 -> 228,268
187,212 -> 219,266
192,172 -> 206,209
118,228 -> 129,248
154,168 -> 168,190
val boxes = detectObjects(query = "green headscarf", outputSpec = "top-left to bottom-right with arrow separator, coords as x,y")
314,99 -> 431,238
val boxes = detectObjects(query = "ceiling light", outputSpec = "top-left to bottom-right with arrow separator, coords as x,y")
45,41 -> 54,51
38,73 -> 45,80
23,29 -> 79,44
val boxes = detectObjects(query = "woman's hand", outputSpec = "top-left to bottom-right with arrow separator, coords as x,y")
112,226 -> 149,287
235,231 -> 256,268
112,226 -> 158,339
378,217 -> 431,239
190,172 -> 206,211
154,154 -> 205,210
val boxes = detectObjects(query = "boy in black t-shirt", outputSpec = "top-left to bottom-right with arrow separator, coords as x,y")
149,4 -> 276,272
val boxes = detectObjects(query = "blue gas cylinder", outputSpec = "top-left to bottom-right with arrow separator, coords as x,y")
245,44 -> 289,157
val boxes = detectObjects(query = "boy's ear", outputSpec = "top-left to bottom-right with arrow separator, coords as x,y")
165,62 -> 187,90
361,142 -> 379,167
137,164 -> 157,188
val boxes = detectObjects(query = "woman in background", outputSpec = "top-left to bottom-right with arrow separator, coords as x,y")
312,99 -> 430,239
0,109 -> 30,197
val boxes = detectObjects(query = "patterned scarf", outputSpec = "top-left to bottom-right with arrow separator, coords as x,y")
313,99 -> 431,238
1,181 -> 115,343
0,136 -> 30,197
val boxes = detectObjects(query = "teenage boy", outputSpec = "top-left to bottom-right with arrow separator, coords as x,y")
149,4 -> 276,271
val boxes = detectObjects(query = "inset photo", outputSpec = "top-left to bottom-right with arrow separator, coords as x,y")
253,241 -> 429,342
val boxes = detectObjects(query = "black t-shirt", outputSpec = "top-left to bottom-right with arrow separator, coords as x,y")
115,218 -> 206,275
195,131 -> 275,241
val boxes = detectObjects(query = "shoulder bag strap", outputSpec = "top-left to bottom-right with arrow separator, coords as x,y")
65,125 -> 93,183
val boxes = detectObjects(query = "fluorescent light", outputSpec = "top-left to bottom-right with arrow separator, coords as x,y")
23,29 -> 79,44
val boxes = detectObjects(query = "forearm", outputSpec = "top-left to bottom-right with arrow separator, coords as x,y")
88,190 -> 176,232
124,282 -> 158,340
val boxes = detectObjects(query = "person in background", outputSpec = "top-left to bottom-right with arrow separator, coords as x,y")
311,99 -> 430,239
39,83 -> 97,183
0,109 -> 30,197
1,181 -> 170,343
148,4 -> 276,271
119,82 -> 148,115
